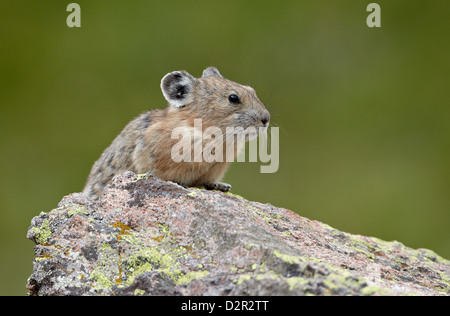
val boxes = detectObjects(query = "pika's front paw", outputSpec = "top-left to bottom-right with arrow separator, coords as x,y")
204,182 -> 232,192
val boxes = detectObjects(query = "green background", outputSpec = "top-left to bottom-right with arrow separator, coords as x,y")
1,1 -> 449,295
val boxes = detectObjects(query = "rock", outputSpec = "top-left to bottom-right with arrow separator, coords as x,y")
26,172 -> 450,296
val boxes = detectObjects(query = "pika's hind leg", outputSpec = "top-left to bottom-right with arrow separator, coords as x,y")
204,182 -> 232,192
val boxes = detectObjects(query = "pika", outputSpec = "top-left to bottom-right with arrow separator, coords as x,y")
83,67 -> 270,199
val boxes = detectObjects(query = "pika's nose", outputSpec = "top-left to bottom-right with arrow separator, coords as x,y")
261,111 -> 270,127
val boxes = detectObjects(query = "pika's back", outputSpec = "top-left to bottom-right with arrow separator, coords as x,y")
83,67 -> 270,198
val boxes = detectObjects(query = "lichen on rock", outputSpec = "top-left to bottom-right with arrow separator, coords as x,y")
26,172 -> 450,296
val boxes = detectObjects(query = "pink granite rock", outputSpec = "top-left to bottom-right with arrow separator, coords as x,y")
27,172 -> 450,296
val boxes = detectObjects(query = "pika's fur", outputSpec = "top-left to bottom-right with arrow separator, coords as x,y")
83,67 -> 270,198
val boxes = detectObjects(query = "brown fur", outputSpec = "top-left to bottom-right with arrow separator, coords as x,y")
83,67 -> 270,198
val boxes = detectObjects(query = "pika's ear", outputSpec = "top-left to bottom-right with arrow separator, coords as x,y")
202,67 -> 223,78
161,71 -> 197,107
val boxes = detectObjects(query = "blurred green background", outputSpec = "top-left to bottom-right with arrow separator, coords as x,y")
1,0 -> 449,295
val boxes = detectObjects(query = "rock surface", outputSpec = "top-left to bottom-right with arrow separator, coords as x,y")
27,172 -> 450,296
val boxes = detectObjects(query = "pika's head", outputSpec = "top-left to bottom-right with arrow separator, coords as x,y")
161,67 -> 270,134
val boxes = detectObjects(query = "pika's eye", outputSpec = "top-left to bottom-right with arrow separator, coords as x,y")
228,94 -> 241,104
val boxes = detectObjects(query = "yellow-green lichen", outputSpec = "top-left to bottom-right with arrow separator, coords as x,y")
236,271 -> 283,286
246,243 -> 259,250
273,250 -> 304,265
89,238 -> 121,290
134,288 -> 146,296
34,255 -> 53,262
176,271 -> 209,285
128,242 -> 171,266
270,249 -> 395,295
225,192 -> 245,200
120,233 -> 137,245
259,261 -> 267,273
122,238 -> 177,285
132,173 -> 150,183
186,187 -> 205,197
118,229 -> 212,287
237,274 -> 253,285
96,221 -> 207,288
126,262 -> 154,285
248,205 -> 272,225
286,276 -> 310,291
360,284 -> 395,296
67,205 -> 89,217
100,242 -> 112,251
89,268 -> 114,289
347,238 -> 376,260
157,222 -> 171,236
419,248 -> 450,265
30,218 -> 52,244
